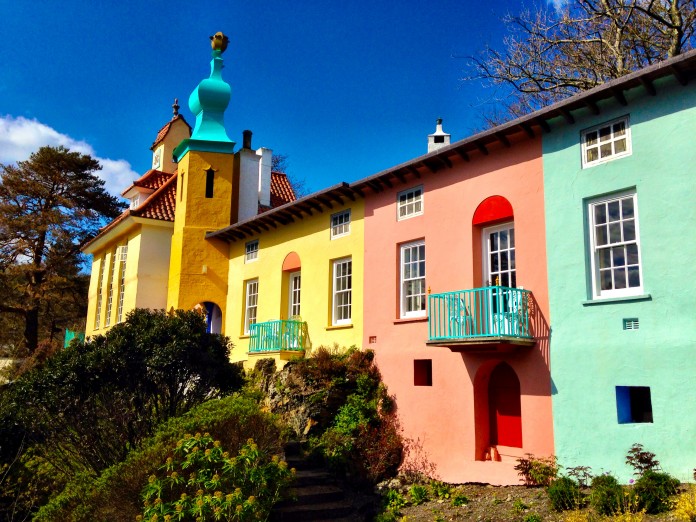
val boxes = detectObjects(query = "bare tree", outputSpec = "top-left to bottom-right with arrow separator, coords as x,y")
468,0 -> 696,121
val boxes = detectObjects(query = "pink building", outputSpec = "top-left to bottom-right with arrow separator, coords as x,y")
355,121 -> 553,485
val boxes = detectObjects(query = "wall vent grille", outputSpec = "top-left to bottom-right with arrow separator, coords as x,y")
623,318 -> 639,330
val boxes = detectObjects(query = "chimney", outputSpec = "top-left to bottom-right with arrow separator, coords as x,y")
242,130 -> 253,149
428,118 -> 451,152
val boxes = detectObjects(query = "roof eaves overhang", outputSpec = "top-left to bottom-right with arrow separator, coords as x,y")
349,49 -> 696,194
207,182 -> 363,242
82,216 -> 173,254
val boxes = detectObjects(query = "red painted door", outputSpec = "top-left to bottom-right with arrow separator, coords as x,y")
488,363 -> 522,448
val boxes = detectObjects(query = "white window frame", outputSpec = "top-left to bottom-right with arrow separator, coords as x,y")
116,245 -> 128,323
244,279 -> 259,335
288,272 -> 301,317
588,191 -> 643,299
105,249 -> 118,328
397,186 -> 423,221
581,116 -> 631,168
94,257 -> 106,329
332,258 -> 352,325
400,241 -> 426,318
245,239 -> 259,263
330,209 -> 351,239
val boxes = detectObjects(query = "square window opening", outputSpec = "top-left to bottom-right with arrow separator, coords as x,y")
581,117 -> 631,168
331,209 -> 351,239
245,240 -> 259,263
414,359 -> 433,386
398,186 -> 424,220
616,386 -> 653,424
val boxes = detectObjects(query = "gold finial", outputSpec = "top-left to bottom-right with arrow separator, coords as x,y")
172,98 -> 179,117
210,32 -> 229,53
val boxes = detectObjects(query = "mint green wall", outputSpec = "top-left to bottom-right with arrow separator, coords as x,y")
543,77 -> 696,482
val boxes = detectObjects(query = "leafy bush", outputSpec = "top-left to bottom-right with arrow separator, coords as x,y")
35,392 -> 285,522
567,465 -> 593,488
523,514 -> 542,522
513,497 -> 530,512
138,433 -> 293,521
515,453 -> 559,486
430,480 -> 452,499
626,443 -> 660,476
589,473 -> 624,515
408,484 -> 429,505
633,470 -> 679,514
673,485 -> 696,521
451,492 -> 470,506
5,309 -> 242,477
296,346 -> 402,485
547,476 -> 582,511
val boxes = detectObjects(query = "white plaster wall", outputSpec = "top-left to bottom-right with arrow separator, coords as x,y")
237,149 -> 261,222
134,225 -> 173,310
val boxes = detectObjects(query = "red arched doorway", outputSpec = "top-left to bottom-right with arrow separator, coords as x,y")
488,362 -> 522,448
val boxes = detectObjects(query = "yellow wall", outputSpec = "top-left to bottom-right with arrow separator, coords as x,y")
85,220 -> 173,337
226,200 -> 365,365
167,151 -> 238,317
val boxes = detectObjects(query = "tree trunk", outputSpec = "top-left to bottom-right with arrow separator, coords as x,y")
24,307 -> 40,353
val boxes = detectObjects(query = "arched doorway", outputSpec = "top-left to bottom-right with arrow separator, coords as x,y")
195,301 -> 222,334
488,362 -> 522,448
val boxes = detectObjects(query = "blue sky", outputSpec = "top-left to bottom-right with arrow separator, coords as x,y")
1,0 -> 534,197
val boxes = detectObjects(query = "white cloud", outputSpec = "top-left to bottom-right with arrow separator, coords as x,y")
0,115 -> 137,197
548,0 -> 569,11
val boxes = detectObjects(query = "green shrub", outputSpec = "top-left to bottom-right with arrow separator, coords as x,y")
451,492 -> 470,506
515,454 -> 559,486
547,476 -> 582,511
626,443 -> 660,476
513,497 -> 530,512
408,484 -> 429,505
523,514 -> 542,522
299,347 -> 403,485
633,470 -> 679,514
35,392 -> 285,522
589,473 -> 623,515
430,480 -> 452,499
138,433 -> 293,521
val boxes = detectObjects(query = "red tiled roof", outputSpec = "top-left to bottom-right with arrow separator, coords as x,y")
151,114 -> 191,150
132,174 -> 177,221
86,167 -> 296,250
120,169 -> 174,196
269,171 -> 296,208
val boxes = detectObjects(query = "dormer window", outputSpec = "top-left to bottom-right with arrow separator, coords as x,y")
130,194 -> 140,209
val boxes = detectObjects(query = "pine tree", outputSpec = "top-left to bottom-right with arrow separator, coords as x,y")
0,146 -> 125,353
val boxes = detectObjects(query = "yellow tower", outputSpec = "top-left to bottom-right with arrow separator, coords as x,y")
167,33 -> 238,332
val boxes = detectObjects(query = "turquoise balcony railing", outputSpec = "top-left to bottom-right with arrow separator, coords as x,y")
428,286 -> 532,342
249,319 -> 307,353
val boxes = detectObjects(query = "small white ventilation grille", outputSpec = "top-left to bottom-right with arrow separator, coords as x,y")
623,318 -> 639,330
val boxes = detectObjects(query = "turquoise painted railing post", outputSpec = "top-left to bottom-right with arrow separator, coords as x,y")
249,319 -> 307,353
428,287 -> 532,341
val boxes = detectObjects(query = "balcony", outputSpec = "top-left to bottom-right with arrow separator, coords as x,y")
427,286 -> 535,352
249,319 -> 307,353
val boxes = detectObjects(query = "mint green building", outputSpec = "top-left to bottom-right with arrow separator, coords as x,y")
543,52 -> 696,482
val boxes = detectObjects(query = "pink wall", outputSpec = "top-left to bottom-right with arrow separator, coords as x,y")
363,135 -> 554,484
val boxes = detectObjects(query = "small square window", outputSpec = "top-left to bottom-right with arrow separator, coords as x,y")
331,209 -> 351,239
245,240 -> 259,263
616,386 -> 653,424
398,186 -> 423,220
582,117 -> 631,168
414,360 -> 433,386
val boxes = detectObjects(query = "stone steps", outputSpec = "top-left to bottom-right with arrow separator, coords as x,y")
271,442 -> 378,521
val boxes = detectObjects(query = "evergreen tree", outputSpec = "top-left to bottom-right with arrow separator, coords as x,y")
0,146 -> 125,353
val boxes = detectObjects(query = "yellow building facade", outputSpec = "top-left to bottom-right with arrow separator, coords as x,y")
213,189 -> 364,367
83,36 -> 364,369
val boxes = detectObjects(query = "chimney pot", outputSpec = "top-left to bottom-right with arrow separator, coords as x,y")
242,130 -> 253,150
